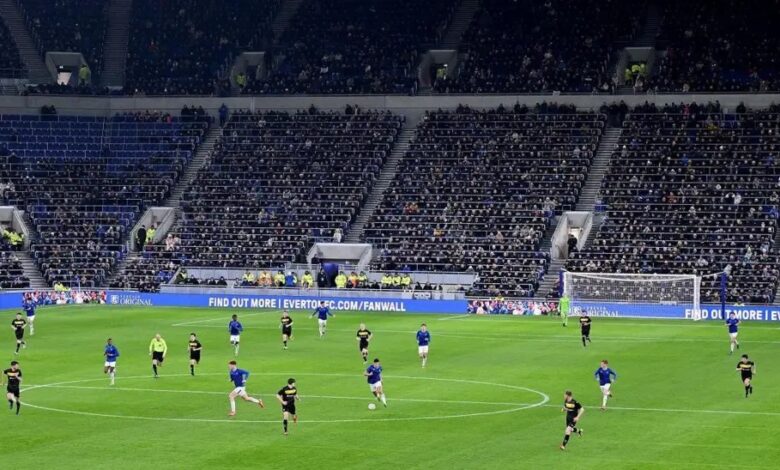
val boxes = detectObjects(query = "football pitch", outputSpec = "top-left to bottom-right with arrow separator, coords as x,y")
2,305 -> 780,469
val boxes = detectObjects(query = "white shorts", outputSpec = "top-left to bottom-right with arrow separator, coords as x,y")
231,386 -> 247,397
600,383 -> 612,393
729,332 -> 738,340
104,361 -> 116,368
418,345 -> 429,355
318,319 -> 327,327
230,335 -> 241,343
369,381 -> 382,392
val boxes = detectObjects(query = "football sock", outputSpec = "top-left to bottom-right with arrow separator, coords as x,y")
110,371 -> 115,382
152,364 -> 158,376
283,340 -> 287,347
380,394 -> 387,406
749,385 -> 753,394
581,336 -> 587,347
745,385 -> 750,397
572,427 -> 578,434
602,395 -> 608,407
190,365 -> 195,375
30,325 -> 34,335
15,343 -> 20,353
16,402 -> 20,414
283,419 -> 288,432
247,397 -> 260,404
230,399 -> 236,413
422,357 -> 427,367
562,435 -> 570,446
8,399 -> 12,409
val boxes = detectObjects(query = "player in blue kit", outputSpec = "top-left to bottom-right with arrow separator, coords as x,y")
23,299 -> 36,336
416,323 -> 431,367
364,358 -> 387,407
227,360 -> 264,416
228,314 -> 243,356
725,312 -> 740,355
103,338 -> 119,385
311,301 -> 334,338
594,360 -> 617,410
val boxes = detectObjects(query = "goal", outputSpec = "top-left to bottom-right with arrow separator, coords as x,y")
561,272 -> 706,320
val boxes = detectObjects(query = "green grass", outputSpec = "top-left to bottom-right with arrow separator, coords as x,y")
2,306 -> 780,469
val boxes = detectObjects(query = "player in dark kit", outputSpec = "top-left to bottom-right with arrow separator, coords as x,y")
2,361 -> 22,414
280,310 -> 293,350
276,378 -> 300,435
736,354 -> 755,397
579,315 -> 592,347
188,333 -> 202,376
11,313 -> 27,354
356,323 -> 372,364
560,391 -> 584,450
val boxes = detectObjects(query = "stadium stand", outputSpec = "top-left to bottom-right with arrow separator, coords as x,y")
19,0 -> 107,78
363,103 -> 606,297
434,0 -> 644,94
244,0 -> 456,94
124,0 -> 280,96
0,16 -> 25,78
568,102 -> 780,304
0,112 -> 208,287
114,108 -> 403,291
648,1 -> 780,92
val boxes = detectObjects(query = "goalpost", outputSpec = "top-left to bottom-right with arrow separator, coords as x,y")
561,272 -> 724,320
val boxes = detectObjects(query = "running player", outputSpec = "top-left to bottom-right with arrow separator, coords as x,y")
364,358 -> 387,407
726,312 -> 740,355
23,299 -> 36,336
2,361 -> 22,415
311,301 -> 333,338
580,314 -> 592,347
104,338 -> 120,385
228,314 -> 243,356
416,323 -> 431,367
280,310 -> 293,350
356,323 -> 372,363
736,354 -> 755,397
594,360 -> 617,410
227,360 -> 264,416
11,313 -> 26,355
560,390 -> 584,450
149,333 -> 167,378
276,378 -> 299,435
188,333 -> 202,376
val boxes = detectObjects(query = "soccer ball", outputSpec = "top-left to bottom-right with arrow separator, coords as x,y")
368,403 -> 377,410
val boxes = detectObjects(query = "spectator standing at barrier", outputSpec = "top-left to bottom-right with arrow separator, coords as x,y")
317,269 -> 328,288
348,272 -> 359,288
78,64 -> 91,86
146,225 -> 156,245
219,103 -> 229,127
259,270 -> 271,287
273,270 -> 285,287
332,228 -> 343,243
136,225 -> 147,251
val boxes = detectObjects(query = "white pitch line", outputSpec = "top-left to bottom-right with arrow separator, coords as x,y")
27,384 -> 527,407
171,311 -> 271,327
168,324 -> 780,344
437,315 -> 473,321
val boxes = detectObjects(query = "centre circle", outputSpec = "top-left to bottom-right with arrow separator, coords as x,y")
21,372 -> 550,424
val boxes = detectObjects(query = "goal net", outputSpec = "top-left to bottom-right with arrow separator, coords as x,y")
562,272 -> 706,320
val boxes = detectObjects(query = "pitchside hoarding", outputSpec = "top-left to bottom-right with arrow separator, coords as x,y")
2,291 -> 780,320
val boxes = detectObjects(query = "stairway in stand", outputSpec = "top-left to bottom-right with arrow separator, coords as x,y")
576,127 -> 621,212
101,0 -> 133,87
271,0 -> 304,41
163,125 -> 222,208
0,0 -> 50,83
344,126 -> 417,243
